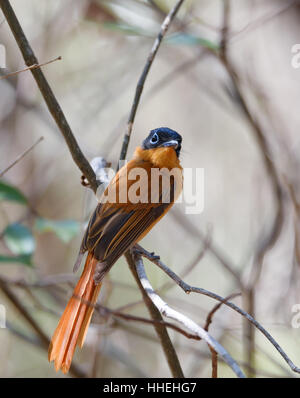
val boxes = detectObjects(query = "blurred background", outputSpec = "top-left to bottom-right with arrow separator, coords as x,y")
0,0 -> 300,378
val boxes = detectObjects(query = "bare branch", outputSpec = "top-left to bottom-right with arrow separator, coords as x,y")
0,56 -> 61,81
230,0 -> 297,43
171,210 -> 243,286
158,230 -> 211,293
0,136 -> 44,177
0,0 -> 99,192
134,244 -> 193,293
132,251 -> 245,378
118,0 -> 186,162
204,291 -> 241,379
125,251 -> 184,378
0,278 -> 85,377
142,251 -> 300,375
208,345 -> 218,378
76,298 -> 201,342
204,293 -> 241,332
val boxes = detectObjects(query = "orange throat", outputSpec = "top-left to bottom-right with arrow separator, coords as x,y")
134,146 -> 182,170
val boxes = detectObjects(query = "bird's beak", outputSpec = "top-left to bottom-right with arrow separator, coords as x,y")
161,140 -> 178,149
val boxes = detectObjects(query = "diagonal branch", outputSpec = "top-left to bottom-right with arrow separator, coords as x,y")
132,251 -> 245,378
0,136 -> 44,177
141,248 -> 300,375
204,292 -> 241,378
0,0 -> 98,193
0,278 -> 85,377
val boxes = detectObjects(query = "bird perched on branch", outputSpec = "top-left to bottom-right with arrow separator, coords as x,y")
48,127 -> 183,374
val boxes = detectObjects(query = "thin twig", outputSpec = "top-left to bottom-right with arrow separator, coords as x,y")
0,279 -> 49,346
118,0 -> 186,162
74,296 -> 200,342
204,292 -> 241,332
208,346 -> 218,378
229,0 -> 297,43
134,245 -> 193,293
0,278 -> 85,377
158,231 -> 211,293
171,210 -> 243,286
106,49 -> 207,157
5,320 -> 44,348
0,56 -> 61,80
0,136 -> 44,177
142,252 -> 300,375
109,309 -> 200,341
0,0 -> 98,192
204,292 -> 241,378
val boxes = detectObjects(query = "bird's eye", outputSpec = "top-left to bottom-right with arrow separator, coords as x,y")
150,133 -> 159,145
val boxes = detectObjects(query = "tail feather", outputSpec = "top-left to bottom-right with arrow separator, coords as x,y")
48,252 -> 102,374
49,261 -> 92,370
77,283 -> 102,348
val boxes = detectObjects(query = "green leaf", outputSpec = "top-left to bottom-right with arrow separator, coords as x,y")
0,181 -> 28,205
34,218 -> 80,243
166,33 -> 220,51
3,223 -> 35,256
102,22 -> 152,37
0,254 -> 32,266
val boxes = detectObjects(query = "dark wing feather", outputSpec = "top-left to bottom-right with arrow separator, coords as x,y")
81,202 -> 169,265
79,159 -> 180,271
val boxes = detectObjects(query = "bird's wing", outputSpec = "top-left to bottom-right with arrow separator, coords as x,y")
80,159 -> 182,267
83,203 -> 169,265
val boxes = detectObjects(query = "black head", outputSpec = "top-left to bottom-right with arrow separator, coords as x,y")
142,127 -> 182,157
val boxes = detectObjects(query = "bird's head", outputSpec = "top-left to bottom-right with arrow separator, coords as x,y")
142,127 -> 182,158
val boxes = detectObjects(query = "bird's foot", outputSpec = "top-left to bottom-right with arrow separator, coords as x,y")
81,175 -> 91,187
132,245 -> 160,261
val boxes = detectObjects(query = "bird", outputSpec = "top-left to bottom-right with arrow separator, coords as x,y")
48,127 -> 183,374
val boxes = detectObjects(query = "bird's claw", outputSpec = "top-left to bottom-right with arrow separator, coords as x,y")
131,246 -> 160,261
149,252 -> 160,261
81,175 -> 91,187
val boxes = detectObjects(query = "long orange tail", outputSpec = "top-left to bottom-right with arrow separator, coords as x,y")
48,252 -> 102,374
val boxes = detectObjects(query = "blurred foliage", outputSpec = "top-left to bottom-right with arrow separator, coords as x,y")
3,223 -> 35,263
34,218 -> 80,243
0,0 -> 300,379
0,181 -> 28,205
166,32 -> 219,50
0,179 -> 80,266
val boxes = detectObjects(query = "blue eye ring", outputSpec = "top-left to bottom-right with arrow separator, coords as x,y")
150,132 -> 159,145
